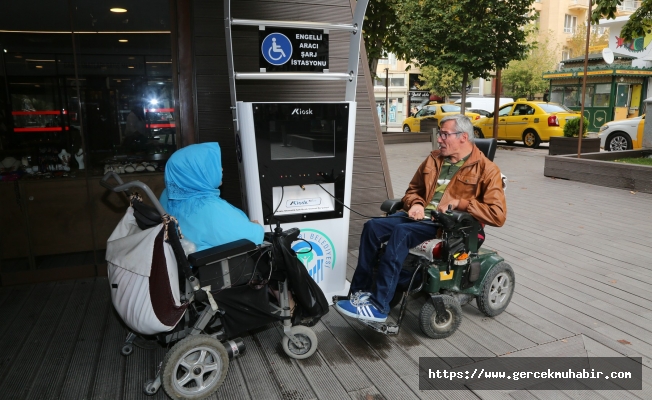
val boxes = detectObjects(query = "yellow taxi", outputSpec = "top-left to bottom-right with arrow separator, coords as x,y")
402,104 -> 481,133
471,99 -> 579,148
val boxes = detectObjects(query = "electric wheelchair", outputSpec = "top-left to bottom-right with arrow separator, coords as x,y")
334,138 -> 515,338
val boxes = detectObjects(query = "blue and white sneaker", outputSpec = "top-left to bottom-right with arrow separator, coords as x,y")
335,293 -> 387,322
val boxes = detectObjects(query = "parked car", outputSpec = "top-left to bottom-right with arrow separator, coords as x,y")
470,108 -> 491,117
472,99 -> 579,148
598,115 -> 644,151
454,97 -> 513,113
402,104 -> 481,132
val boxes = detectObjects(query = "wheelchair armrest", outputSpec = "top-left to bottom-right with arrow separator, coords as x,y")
381,198 -> 404,214
188,239 -> 257,267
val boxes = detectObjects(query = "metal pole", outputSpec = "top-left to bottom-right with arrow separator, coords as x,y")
385,67 -> 389,132
577,1 -> 592,158
493,69 -> 501,139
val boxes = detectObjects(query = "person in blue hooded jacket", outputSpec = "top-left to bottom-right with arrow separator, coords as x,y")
159,143 -> 264,251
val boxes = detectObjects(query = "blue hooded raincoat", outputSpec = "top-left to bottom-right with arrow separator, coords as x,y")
159,143 -> 264,251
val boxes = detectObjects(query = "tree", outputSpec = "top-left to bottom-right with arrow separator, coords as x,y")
593,0 -> 652,40
418,66 -> 462,100
502,29 -> 559,100
566,23 -> 610,58
362,0 -> 402,76
395,0 -> 535,112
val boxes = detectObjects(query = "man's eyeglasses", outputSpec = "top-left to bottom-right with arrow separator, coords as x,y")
437,131 -> 463,140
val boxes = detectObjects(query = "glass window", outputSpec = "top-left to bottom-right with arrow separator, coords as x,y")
594,83 -> 611,107
440,105 -> 462,113
513,104 -> 535,116
389,75 -> 405,87
550,87 -> 564,104
71,1 -> 175,175
498,104 -> 513,116
539,103 -> 574,112
564,15 -> 577,34
563,86 -> 579,107
582,86 -> 594,107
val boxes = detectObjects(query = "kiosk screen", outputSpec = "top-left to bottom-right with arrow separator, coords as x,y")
270,120 -> 336,160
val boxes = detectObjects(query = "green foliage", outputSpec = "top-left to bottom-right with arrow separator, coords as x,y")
418,66 -> 462,98
563,116 -> 590,137
567,24 -> 610,58
362,0 -> 402,75
614,157 -> 652,166
593,0 -> 652,40
394,0 -> 535,111
502,28 -> 558,99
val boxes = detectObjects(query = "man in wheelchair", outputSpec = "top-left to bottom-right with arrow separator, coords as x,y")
335,114 -> 507,322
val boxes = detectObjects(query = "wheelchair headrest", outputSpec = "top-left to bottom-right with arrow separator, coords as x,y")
133,201 -> 163,230
475,138 -> 497,162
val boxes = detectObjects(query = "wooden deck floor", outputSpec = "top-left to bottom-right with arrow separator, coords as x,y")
1,145 -> 651,399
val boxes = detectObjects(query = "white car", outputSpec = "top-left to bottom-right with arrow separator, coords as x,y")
598,115 -> 644,151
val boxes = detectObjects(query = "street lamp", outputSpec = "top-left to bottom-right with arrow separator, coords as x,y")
384,67 -> 389,132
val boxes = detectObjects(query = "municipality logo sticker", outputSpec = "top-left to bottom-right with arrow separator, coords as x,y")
292,229 -> 336,284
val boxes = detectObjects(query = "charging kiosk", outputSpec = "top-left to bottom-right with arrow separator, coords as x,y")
237,101 -> 356,300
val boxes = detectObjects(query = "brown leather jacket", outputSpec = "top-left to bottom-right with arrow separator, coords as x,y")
401,145 -> 507,227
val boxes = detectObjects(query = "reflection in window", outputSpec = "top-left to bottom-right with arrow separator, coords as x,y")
563,86 -> 579,107
582,86 -> 594,107
550,87 -> 564,104
498,105 -> 513,116
0,0 -> 176,178
594,84 -> 611,107
389,74 -> 405,87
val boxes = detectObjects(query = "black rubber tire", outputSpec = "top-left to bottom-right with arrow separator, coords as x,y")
473,127 -> 484,138
403,125 -> 411,132
505,140 -> 516,145
419,295 -> 462,339
161,334 -> 229,400
282,325 -> 318,360
476,262 -> 515,317
606,132 -> 632,151
522,130 -> 541,148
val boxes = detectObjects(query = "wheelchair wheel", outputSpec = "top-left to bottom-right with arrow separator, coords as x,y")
477,262 -> 515,317
282,325 -> 318,360
161,334 -> 229,400
419,295 -> 462,339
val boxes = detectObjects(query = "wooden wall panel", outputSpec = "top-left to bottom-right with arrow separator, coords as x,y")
191,0 -> 391,249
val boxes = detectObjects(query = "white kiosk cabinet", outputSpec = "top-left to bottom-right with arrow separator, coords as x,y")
237,101 -> 356,300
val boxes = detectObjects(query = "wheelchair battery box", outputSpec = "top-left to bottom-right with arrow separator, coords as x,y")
191,242 -> 270,291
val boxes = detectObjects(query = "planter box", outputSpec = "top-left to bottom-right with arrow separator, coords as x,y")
548,136 -> 601,155
544,149 -> 652,193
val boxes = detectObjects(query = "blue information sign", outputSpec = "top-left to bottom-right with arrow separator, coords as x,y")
259,28 -> 329,72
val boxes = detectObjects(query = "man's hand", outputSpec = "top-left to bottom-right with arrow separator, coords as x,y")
408,204 -> 425,220
251,220 -> 259,224
437,199 -> 460,213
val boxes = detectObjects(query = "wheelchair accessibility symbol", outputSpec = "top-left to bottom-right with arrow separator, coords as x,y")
261,33 -> 292,66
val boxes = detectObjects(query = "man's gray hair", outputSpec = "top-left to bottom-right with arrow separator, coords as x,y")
440,114 -> 474,142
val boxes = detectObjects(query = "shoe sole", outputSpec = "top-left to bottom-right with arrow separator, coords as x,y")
334,302 -> 387,323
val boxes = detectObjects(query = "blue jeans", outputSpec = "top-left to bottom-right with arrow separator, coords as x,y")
350,212 -> 440,314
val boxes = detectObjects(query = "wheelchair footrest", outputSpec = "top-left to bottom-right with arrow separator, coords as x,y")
332,295 -> 349,303
360,320 -> 399,335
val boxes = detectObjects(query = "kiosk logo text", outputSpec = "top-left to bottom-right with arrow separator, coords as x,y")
292,229 -> 336,284
291,108 -> 313,115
